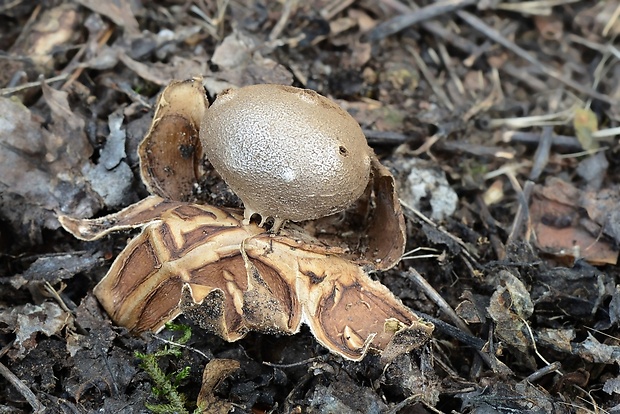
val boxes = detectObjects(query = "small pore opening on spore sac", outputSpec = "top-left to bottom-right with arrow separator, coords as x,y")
339,146 -> 348,156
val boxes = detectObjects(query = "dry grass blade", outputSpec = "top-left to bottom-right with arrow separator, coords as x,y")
486,105 -> 579,129
495,0 -> 581,15
0,74 -> 68,96
407,45 -> 454,111
457,10 -> 618,105
368,0 -> 477,41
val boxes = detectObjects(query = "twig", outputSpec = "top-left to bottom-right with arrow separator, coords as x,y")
378,0 -> 478,54
383,393 -> 437,414
593,126 -> 620,139
475,195 -> 506,260
401,201 -> 480,264
435,40 -> 465,96
521,316 -> 558,370
456,10 -> 618,105
528,126 -> 552,181
586,48 -> 614,109
567,33 -> 620,61
495,0 -> 580,15
501,130 -> 582,150
320,0 -> 356,20
0,361 -> 45,413
61,25 -> 115,91
152,334 -> 211,360
0,73 -> 69,96
404,268 -> 471,333
362,129 -> 412,145
506,178 -> 534,246
406,45 -> 454,111
525,361 -> 562,382
269,0 -> 298,41
410,308 -> 485,350
463,21 -> 518,67
500,62 -> 548,92
0,0 -> 25,13
368,0 -> 477,41
262,355 -> 326,368
602,3 -> 620,37
405,277 -> 513,376
461,71 -> 503,122
485,105 -> 578,129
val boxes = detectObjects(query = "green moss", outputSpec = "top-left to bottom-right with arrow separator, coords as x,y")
135,323 -> 201,414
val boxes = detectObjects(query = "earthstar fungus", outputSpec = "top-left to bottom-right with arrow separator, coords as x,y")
59,78 -> 433,361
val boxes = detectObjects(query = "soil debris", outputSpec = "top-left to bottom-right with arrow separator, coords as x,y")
1,0 -> 620,413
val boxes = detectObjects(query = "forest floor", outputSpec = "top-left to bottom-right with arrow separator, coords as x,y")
1,0 -> 620,413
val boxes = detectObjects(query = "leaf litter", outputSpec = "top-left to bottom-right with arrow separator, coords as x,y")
1,0 -> 620,413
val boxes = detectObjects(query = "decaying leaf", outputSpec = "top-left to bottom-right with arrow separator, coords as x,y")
0,302 -> 72,359
74,0 -> 139,34
530,177 -> 619,265
0,85 -> 102,244
9,3 -> 81,69
197,359 -> 240,414
60,196 -> 433,361
487,271 -> 534,359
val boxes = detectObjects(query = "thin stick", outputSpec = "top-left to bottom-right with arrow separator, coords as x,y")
378,0 -> 478,54
502,130 -> 582,150
269,0 -> 298,41
321,0 -> 356,20
0,73 -> 69,96
525,361 -> 562,382
404,268 -> 470,333
506,177 -> 534,246
457,10 -> 617,105
401,201 -> 481,267
368,0 -> 477,41
603,3 -> 620,37
0,361 -> 45,413
407,45 -> 454,111
263,355 -> 326,368
529,126 -> 552,181
436,41 -> 465,96
153,334 -> 211,360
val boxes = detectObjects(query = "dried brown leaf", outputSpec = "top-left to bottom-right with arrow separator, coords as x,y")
0,302 -> 72,359
197,359 -> 240,414
205,31 -> 293,92
74,0 -> 139,34
9,4 -> 81,69
118,52 -> 171,85
0,93 -> 101,243
487,271 -> 534,359
530,178 -> 619,265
